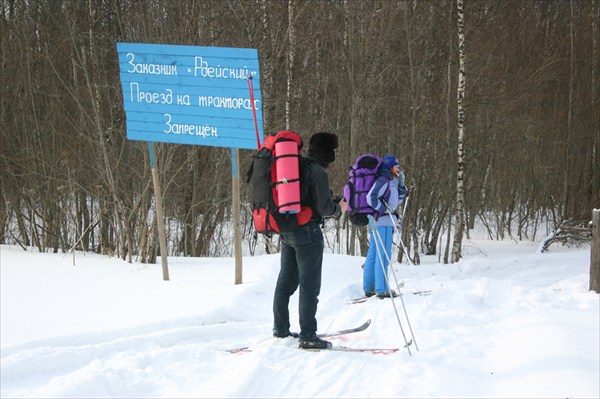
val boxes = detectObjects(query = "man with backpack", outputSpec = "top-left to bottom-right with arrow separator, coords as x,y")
362,155 -> 407,299
272,132 -> 347,350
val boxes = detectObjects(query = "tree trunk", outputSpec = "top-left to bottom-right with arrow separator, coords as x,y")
452,0 -> 467,263
592,0 -> 599,207
286,0 -> 295,130
562,0 -> 575,221
591,209 -> 599,293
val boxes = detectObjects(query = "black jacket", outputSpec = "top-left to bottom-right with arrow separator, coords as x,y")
301,151 -> 342,221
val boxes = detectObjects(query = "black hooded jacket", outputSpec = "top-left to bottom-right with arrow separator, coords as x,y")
301,151 -> 342,222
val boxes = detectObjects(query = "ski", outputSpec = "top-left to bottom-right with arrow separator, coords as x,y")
350,282 -> 406,304
303,346 -> 399,355
349,293 -> 404,304
226,319 -> 371,353
412,290 -> 433,296
303,339 -> 412,355
317,319 -> 371,338
349,296 -> 374,304
228,347 -> 252,354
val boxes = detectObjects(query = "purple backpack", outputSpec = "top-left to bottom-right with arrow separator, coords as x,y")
343,154 -> 384,226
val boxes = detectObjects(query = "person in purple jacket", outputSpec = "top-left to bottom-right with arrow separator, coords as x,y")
363,155 -> 407,298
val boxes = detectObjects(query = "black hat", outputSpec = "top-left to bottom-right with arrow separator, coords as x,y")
309,132 -> 338,163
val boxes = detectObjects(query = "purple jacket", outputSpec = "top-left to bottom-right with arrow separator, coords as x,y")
366,169 -> 406,227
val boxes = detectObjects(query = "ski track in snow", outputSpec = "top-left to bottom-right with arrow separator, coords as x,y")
1,245 -> 598,398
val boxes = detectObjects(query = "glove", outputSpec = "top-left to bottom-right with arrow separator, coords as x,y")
398,170 -> 406,187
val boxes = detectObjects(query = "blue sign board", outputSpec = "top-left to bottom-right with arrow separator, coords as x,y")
116,43 -> 263,150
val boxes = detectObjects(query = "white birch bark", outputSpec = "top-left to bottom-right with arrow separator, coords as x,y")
285,0 -> 295,130
452,0 -> 467,263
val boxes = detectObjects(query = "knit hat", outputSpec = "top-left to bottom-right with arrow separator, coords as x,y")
309,132 -> 339,163
383,155 -> 400,169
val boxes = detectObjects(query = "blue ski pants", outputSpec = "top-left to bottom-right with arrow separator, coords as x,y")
363,225 -> 393,295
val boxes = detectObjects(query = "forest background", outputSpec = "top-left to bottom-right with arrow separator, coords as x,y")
1,0 -> 598,264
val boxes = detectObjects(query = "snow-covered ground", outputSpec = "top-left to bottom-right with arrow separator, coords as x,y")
1,238 -> 598,398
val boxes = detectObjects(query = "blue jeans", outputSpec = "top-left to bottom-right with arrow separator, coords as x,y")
273,222 -> 324,340
363,225 -> 393,294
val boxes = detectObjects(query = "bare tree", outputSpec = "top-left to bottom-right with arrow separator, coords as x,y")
1,0 -> 598,262
452,0 -> 466,263
286,0 -> 295,130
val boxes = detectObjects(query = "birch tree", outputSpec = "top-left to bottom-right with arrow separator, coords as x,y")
285,0 -> 295,130
452,0 -> 467,263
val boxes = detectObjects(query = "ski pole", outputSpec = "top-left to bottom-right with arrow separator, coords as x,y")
384,197 -> 415,266
368,217 -> 412,355
382,199 -> 426,295
368,215 -> 415,354
247,75 -> 261,149
398,193 -> 416,264
382,196 -> 416,266
371,212 -> 420,351
369,218 -> 406,295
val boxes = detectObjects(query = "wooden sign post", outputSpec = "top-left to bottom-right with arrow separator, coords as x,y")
116,43 -> 263,282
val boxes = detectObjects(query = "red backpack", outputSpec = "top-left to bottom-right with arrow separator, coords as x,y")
246,131 -> 313,235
